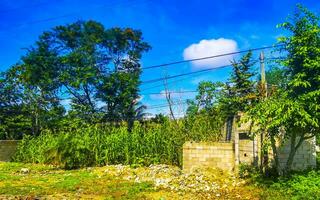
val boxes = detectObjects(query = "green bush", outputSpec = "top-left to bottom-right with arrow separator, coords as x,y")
258,170 -> 320,200
238,163 -> 259,178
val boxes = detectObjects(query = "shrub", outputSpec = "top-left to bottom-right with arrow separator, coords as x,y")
256,170 -> 320,200
238,163 -> 259,179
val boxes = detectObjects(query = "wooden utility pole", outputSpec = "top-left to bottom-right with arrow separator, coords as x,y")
259,51 -> 268,170
260,51 -> 267,98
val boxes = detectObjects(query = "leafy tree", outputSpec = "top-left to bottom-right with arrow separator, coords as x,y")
0,63 -> 65,137
265,66 -> 288,89
20,20 -> 150,125
1,20 -> 150,137
248,5 -> 320,174
210,52 -> 257,140
221,51 -> 257,115
96,27 -> 150,129
186,81 -> 222,116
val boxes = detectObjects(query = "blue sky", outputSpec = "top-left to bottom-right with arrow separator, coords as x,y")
0,0 -> 319,116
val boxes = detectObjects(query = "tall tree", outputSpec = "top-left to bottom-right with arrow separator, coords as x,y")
223,51 -> 257,115
248,5 -> 320,174
21,21 -> 150,124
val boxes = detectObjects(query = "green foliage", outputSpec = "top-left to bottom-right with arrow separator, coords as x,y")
258,170 -> 320,200
248,5 -> 320,174
187,52 -> 257,119
238,163 -> 260,179
317,153 -> 320,168
265,66 -> 288,89
0,67 -> 32,139
13,122 -> 191,169
0,20 -> 150,139
222,51 -> 257,115
13,118 -> 224,169
184,109 -> 224,141
186,81 -> 224,116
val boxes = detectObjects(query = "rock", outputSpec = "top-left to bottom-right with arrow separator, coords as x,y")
20,168 -> 30,174
100,164 -> 241,195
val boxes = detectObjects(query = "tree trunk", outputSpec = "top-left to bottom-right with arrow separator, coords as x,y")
285,133 -> 304,174
270,135 -> 280,174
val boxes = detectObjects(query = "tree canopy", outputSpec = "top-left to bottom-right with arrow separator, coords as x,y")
0,20 -> 150,138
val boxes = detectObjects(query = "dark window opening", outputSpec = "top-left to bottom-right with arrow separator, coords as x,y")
239,132 -> 251,140
226,116 -> 233,141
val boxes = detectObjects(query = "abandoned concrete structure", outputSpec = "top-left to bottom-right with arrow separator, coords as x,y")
183,116 -> 317,172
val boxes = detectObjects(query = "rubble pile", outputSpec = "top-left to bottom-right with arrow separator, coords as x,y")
101,164 -> 245,195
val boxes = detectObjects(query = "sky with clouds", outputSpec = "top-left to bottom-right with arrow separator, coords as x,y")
0,0 -> 319,116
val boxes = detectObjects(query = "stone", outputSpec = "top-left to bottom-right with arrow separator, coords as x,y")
20,168 -> 30,174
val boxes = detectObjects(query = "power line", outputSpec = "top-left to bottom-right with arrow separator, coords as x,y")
141,45 -> 283,70
141,90 -> 197,95
147,101 -> 189,109
141,55 -> 285,86
141,62 -> 240,85
140,71 -> 209,91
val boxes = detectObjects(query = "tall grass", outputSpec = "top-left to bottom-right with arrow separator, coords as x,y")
13,117 -> 222,169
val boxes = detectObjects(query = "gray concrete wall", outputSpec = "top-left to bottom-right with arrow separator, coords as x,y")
183,141 -> 235,171
277,137 -> 317,170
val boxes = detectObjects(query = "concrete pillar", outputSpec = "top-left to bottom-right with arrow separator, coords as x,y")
234,116 -> 239,170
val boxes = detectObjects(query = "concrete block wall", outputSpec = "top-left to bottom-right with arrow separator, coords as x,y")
183,141 -> 234,171
0,140 -> 19,161
277,137 -> 317,170
239,140 -> 254,164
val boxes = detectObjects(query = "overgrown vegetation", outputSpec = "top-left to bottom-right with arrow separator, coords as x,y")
248,170 -> 320,200
13,119 -> 224,169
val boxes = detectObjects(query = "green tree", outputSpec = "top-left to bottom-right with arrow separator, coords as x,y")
249,5 -> 320,174
21,21 -> 150,125
265,66 -> 288,89
186,81 -> 222,116
214,52 -> 257,140
222,51 -> 257,115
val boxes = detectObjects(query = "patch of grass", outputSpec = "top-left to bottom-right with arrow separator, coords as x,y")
0,162 -> 156,199
250,170 -> 320,200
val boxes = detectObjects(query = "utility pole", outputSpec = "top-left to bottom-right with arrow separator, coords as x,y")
259,51 -> 268,170
260,51 -> 267,99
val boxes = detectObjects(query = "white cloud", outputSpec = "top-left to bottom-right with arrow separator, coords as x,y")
183,38 -> 238,69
